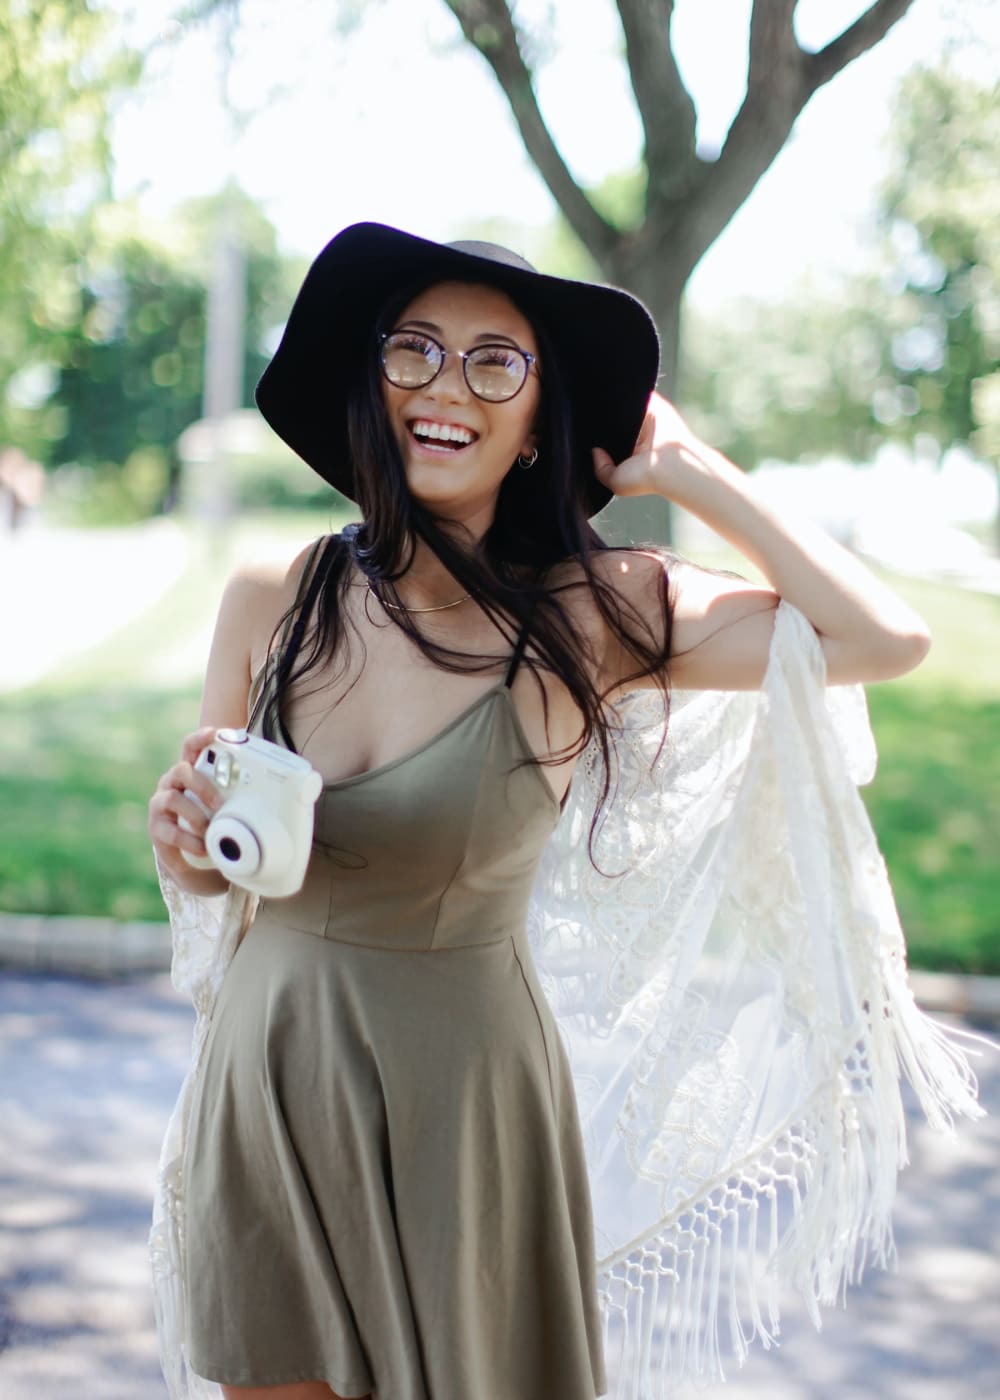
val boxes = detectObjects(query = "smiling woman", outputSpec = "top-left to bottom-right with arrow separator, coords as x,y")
145,221 -> 982,1400
377,282 -> 542,520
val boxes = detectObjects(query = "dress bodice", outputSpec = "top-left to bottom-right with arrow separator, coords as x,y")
251,679 -> 560,950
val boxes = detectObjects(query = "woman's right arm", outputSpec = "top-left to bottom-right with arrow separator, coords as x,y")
147,546 -> 315,896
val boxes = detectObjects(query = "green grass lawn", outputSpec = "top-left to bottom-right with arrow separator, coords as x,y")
1,522 -> 997,971
855,573 -> 999,971
0,685 -> 201,921
864,685 -> 999,971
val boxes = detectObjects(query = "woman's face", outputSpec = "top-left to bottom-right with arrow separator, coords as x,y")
380,280 -> 541,525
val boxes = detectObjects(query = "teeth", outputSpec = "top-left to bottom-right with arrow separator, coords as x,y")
411,420 -> 475,445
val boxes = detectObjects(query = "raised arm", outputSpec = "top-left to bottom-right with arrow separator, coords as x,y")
594,392 -> 931,692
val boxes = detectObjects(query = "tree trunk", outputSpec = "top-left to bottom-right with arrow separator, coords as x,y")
593,245 -> 685,547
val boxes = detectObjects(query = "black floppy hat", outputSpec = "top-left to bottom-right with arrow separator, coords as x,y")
255,221 -> 660,519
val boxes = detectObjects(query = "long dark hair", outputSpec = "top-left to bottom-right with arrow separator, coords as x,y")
256,271 -> 676,854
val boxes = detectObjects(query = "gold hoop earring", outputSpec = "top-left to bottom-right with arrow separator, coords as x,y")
517,447 -> 538,470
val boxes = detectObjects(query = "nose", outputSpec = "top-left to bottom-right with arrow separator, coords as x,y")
426,350 -> 469,402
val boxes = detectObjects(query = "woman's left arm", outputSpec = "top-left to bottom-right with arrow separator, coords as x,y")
595,392 -> 932,689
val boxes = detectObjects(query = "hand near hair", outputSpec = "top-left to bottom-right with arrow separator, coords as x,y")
592,389 -> 707,500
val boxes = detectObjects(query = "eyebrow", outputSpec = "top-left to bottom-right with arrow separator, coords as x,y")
397,318 -> 523,347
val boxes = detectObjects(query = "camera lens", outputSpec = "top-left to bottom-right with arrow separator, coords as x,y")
207,815 -> 261,878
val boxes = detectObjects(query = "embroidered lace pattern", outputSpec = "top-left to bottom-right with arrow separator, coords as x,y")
148,601 -> 983,1400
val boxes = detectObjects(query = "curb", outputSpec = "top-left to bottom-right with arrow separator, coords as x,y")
0,913 -> 170,978
905,970 -> 1000,1025
1,913 -> 1000,1024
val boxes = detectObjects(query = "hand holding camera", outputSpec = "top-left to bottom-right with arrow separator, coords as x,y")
149,726 -> 323,898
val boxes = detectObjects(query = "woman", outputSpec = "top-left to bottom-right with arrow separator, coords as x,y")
148,223 -> 982,1400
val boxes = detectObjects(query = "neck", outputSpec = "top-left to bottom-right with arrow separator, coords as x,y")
396,505 -> 491,594
380,534 -> 470,610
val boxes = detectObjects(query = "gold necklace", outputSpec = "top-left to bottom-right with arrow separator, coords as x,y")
367,583 -> 473,614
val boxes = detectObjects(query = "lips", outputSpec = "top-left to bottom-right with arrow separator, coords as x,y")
407,418 -> 479,452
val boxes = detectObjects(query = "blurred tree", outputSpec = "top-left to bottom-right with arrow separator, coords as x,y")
48,190 -> 296,511
189,0 -> 918,541
441,0 -> 917,396
679,278 -> 889,470
51,233 -> 204,496
679,62 -> 998,510
442,0 -> 920,543
875,61 -> 1000,541
0,0 -> 141,454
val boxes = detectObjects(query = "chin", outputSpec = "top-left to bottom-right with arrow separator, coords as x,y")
404,470 -> 499,524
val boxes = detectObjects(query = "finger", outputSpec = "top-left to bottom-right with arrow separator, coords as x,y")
634,412 -> 656,453
592,446 -> 616,478
157,760 -> 224,813
180,726 -> 218,765
170,788 -> 217,833
149,785 -> 210,835
148,800 -> 209,857
154,821 -> 209,858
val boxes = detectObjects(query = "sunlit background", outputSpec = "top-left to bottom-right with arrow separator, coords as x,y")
0,4 -> 998,1397
1,0 -> 997,974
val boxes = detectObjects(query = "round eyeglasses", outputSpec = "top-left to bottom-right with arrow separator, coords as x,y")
378,330 -> 538,403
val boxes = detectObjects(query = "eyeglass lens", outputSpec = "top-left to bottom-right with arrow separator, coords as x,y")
381,332 -> 528,402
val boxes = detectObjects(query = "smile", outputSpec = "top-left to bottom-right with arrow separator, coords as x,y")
407,419 -> 479,453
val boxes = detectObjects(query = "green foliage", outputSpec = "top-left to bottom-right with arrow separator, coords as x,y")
0,0 -> 142,454
874,62 -> 999,458
45,447 -> 172,526
680,282 -> 891,468
865,684 -> 999,973
52,237 -> 204,479
680,61 -> 1000,474
860,573 -> 1000,972
39,189 -> 299,515
0,684 -> 201,921
0,0 -> 297,500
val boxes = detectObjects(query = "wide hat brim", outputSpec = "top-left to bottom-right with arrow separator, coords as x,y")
255,221 -> 660,519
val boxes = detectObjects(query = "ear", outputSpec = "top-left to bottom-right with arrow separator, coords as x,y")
519,430 -> 538,458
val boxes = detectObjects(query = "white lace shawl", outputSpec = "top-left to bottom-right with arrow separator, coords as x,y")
149,600 -> 983,1399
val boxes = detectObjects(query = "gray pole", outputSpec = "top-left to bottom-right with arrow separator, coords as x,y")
195,0 -> 246,523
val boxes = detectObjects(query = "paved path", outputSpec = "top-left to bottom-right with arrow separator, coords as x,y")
1,973 -> 997,1400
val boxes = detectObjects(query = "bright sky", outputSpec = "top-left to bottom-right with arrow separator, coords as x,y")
110,0 -> 996,311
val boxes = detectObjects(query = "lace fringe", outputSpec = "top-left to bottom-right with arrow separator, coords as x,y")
595,993 -> 985,1400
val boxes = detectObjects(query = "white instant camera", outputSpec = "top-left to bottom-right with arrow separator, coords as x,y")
180,728 -> 323,897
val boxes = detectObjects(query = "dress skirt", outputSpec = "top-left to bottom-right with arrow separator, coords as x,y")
181,909 -> 607,1400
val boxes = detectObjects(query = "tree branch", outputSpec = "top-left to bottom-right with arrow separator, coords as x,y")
805,0 -> 917,94
680,0 -> 916,267
747,0 -> 799,91
614,0 -> 698,212
441,0 -> 620,263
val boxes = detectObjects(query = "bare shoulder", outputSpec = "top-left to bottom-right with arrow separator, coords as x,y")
541,548 -> 671,692
199,536 -> 329,727
545,547 -> 779,694
545,547 -> 673,633
545,546 -> 666,598
225,537 -> 319,663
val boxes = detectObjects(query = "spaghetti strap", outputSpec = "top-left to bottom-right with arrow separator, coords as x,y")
279,535 -> 329,649
282,533 -> 340,653
246,532 -> 340,732
504,616 -> 533,689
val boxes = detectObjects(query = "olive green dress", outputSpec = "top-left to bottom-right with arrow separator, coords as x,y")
180,640 -> 608,1399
